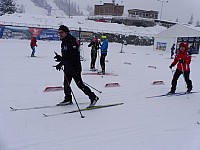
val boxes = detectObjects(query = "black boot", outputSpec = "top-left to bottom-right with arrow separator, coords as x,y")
89,93 -> 99,107
167,88 -> 175,95
187,87 -> 193,93
57,95 -> 73,106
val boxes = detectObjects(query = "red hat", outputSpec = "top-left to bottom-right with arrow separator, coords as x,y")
179,42 -> 188,49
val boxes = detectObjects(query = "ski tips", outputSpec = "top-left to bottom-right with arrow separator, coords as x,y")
43,113 -> 49,117
10,107 -> 17,111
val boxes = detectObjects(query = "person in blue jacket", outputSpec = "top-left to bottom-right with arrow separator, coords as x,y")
100,35 -> 108,74
170,44 -> 175,59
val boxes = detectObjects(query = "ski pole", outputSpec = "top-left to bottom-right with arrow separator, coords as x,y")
83,81 -> 102,94
170,68 -> 174,76
62,68 -> 85,118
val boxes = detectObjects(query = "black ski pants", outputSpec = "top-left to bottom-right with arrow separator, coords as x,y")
171,69 -> 192,92
90,50 -> 97,69
100,54 -> 107,72
63,71 -> 96,101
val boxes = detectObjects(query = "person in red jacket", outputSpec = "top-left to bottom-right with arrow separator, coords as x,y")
168,42 -> 193,94
30,37 -> 37,57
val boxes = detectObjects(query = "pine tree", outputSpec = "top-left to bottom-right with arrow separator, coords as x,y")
196,20 -> 200,27
188,14 -> 194,25
0,1 -> 3,16
54,0 -> 82,16
0,0 -> 16,15
86,4 -> 94,16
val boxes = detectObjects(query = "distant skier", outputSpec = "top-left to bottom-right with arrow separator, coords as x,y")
30,36 -> 37,57
54,25 -> 99,106
88,37 -> 101,71
168,42 -> 193,94
99,35 -> 108,74
170,44 -> 175,59
188,44 -> 194,55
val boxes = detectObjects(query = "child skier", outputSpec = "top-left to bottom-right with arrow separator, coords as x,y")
168,42 -> 193,94
30,37 -> 37,57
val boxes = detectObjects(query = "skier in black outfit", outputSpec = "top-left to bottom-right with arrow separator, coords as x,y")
88,37 -> 101,71
54,25 -> 99,106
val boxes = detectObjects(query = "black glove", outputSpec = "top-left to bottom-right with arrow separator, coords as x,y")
179,59 -> 185,63
169,64 -> 174,69
54,62 -> 63,71
54,52 -> 63,62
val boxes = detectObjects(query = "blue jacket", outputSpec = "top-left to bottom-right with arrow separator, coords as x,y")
100,39 -> 108,54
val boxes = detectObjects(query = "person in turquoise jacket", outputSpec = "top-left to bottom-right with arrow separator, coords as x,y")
100,35 -> 108,74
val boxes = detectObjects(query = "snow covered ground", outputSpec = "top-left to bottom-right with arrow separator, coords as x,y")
0,38 -> 200,150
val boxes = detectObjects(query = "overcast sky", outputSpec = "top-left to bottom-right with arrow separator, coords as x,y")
76,0 -> 200,24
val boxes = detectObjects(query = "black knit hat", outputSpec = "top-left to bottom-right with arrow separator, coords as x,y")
59,25 -> 69,33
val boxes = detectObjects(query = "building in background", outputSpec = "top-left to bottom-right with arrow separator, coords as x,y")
128,9 -> 158,19
94,2 -> 124,16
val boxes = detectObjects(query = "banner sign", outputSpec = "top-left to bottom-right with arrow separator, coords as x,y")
0,25 -> 94,42
156,42 -> 167,51
37,28 -> 59,40
1,26 -> 31,39
29,28 -> 43,38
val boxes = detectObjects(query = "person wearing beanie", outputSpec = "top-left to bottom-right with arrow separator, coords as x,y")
54,25 -> 99,106
99,35 -> 108,74
58,25 -> 69,33
168,42 -> 193,94
88,36 -> 101,71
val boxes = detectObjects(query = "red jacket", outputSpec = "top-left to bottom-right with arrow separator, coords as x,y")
171,43 -> 191,72
30,37 -> 37,47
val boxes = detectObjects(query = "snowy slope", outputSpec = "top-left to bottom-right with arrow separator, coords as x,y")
45,0 -> 66,17
15,0 -> 48,15
0,0 -> 167,36
0,39 -> 200,150
0,13 -> 166,36
15,0 -> 67,17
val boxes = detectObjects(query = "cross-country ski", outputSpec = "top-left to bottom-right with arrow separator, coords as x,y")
9,102 -> 88,111
146,91 -> 198,99
43,103 -> 124,117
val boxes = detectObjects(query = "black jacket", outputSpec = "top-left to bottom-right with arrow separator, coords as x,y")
61,34 -> 81,73
88,41 -> 100,51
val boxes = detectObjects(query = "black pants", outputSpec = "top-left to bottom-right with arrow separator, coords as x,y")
90,50 -> 97,69
63,71 -> 96,101
171,69 -> 193,92
100,54 -> 107,72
